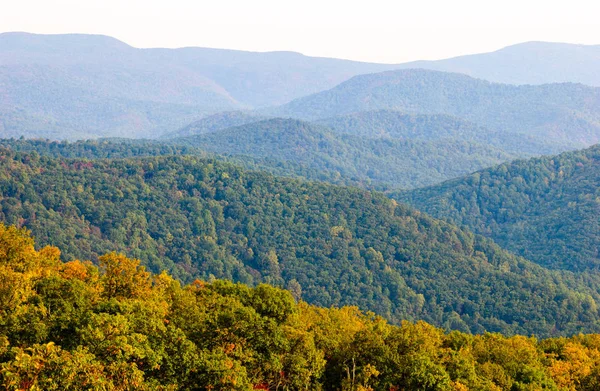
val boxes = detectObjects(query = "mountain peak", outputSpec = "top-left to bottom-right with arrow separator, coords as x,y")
0,31 -> 132,51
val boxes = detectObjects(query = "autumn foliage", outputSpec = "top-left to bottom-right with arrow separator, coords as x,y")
1,224 -> 600,390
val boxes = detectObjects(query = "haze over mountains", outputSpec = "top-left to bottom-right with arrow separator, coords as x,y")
2,32 -> 600,145
161,111 -> 270,139
399,41 -> 600,87
0,32 -> 398,139
169,117 -> 516,189
273,69 -> 600,154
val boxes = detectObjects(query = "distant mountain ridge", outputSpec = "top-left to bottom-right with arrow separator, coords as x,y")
2,33 -> 600,140
0,32 -> 399,139
272,69 -> 600,154
161,111 -> 271,139
398,41 -> 600,87
315,110 -> 559,155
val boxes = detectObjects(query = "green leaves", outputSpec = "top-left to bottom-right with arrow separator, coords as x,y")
1,225 -> 600,389
1,146 -> 599,337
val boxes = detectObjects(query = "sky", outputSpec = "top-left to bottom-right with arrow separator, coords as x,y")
1,0 -> 599,63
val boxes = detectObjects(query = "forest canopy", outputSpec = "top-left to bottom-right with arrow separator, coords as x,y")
0,146 -> 600,337
3,224 -> 600,390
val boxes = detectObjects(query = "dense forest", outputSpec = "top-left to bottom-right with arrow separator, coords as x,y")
1,129 -> 516,191
0,138 -> 373,189
1,146 -> 600,336
170,118 -> 515,189
398,144 -> 600,272
3,224 -> 600,390
0,138 -> 209,160
4,138 -> 397,192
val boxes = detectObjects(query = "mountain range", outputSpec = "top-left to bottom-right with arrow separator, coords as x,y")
4,32 -> 600,341
272,69 -> 600,155
0,32 -> 399,139
399,41 -> 600,87
2,32 -> 600,142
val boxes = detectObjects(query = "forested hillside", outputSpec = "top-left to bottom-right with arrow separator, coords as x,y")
0,138 -> 375,189
398,144 -> 600,272
0,138 -> 209,159
4,224 -> 600,390
0,147 -> 599,336
170,118 -> 515,189
316,110 -> 558,155
272,69 -> 600,154
317,111 -> 492,140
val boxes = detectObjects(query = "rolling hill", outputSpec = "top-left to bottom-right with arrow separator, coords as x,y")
398,144 -> 600,272
1,146 -> 600,336
160,111 -> 271,139
272,69 -> 600,154
169,118 -> 516,189
315,110 -> 559,155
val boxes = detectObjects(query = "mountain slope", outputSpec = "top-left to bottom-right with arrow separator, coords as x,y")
398,144 -> 600,272
0,32 -> 400,139
4,135 -> 511,190
272,69 -> 600,153
169,118 -> 516,189
316,110 -> 559,155
160,111 -> 271,139
400,41 -> 600,87
1,146 -> 599,336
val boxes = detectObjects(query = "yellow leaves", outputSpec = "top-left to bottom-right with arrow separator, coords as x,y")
299,304 -> 370,348
0,335 -> 8,357
330,225 -> 353,240
151,270 -> 181,300
0,224 -> 40,273
191,279 -> 206,291
99,252 -> 152,300
549,360 -> 579,390
362,363 -> 380,379
38,246 -> 61,264
61,260 -> 91,281
548,342 -> 597,390
0,265 -> 33,314
452,381 -> 469,391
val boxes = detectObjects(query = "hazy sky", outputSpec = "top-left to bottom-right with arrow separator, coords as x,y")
2,0 -> 599,63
